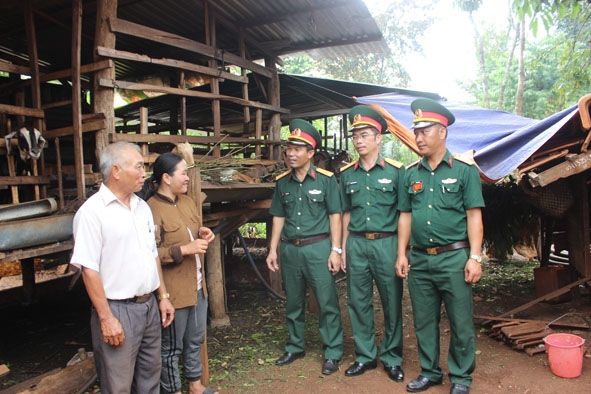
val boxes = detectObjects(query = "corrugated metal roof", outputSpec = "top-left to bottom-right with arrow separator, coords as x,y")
0,0 -> 388,81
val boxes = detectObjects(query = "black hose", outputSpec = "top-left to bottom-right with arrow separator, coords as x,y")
235,230 -> 286,300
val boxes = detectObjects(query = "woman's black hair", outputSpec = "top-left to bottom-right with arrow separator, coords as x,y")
137,152 -> 183,201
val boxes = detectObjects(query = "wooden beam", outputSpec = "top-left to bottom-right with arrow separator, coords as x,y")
99,78 -> 289,113
43,118 -> 107,139
0,175 -> 50,185
72,0 -> 86,198
96,47 -> 247,83
0,104 -> 44,118
109,133 -> 282,145
108,17 -> 273,78
527,150 -> 591,187
0,62 -> 30,75
39,59 -> 113,83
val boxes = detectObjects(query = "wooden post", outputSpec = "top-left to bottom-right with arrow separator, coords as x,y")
205,234 -> 231,327
566,173 -> 590,277
139,107 -> 149,157
265,59 -> 281,160
205,3 -> 221,158
72,0 -> 86,199
266,217 -> 283,295
55,137 -> 64,209
93,0 -> 117,157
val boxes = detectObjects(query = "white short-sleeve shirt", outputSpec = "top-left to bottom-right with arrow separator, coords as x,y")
70,184 -> 160,299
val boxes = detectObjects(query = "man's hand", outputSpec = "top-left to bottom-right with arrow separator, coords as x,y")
100,315 -> 125,347
341,250 -> 347,273
464,258 -> 482,284
328,251 -> 341,275
395,255 -> 409,279
181,239 -> 210,255
159,298 -> 175,328
266,251 -> 279,272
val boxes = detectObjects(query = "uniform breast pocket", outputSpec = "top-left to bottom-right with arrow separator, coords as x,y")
439,182 -> 462,208
282,193 -> 296,216
373,180 -> 395,206
306,192 -> 326,216
345,182 -> 363,205
161,221 -> 184,246
408,183 -> 425,208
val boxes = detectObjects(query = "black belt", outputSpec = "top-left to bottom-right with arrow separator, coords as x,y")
411,241 -> 470,256
350,231 -> 396,240
110,293 -> 153,303
282,233 -> 329,247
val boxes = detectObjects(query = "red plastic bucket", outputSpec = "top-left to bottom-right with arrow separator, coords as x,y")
543,333 -> 585,378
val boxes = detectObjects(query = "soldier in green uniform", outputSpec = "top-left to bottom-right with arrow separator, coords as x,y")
266,119 -> 344,376
339,105 -> 405,383
396,98 -> 484,394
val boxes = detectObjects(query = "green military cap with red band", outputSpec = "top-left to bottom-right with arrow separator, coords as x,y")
410,98 -> 455,129
348,105 -> 388,134
287,119 -> 322,149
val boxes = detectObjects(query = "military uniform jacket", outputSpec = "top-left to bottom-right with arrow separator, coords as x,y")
339,156 -> 404,233
269,165 -> 342,240
398,150 -> 485,249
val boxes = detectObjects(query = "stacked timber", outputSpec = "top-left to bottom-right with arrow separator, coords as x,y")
488,321 -> 551,356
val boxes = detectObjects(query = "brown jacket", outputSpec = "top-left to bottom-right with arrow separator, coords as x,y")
147,193 -> 207,309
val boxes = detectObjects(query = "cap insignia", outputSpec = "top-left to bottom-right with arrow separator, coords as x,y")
354,114 -> 362,123
292,127 -> 301,136
414,108 -> 423,120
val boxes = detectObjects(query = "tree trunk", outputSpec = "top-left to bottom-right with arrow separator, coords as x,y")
498,22 -> 519,110
469,12 -> 490,109
514,20 -> 526,116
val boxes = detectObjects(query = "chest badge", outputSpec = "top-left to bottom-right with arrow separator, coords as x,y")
441,178 -> 457,184
411,180 -> 423,192
378,178 -> 392,184
309,189 -> 322,195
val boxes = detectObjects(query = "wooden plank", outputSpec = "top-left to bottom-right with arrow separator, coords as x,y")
0,62 -> 30,75
476,315 -> 590,329
43,118 -> 106,139
109,132 -> 282,145
0,364 -> 9,378
99,78 -> 289,114
96,47 -> 247,83
39,59 -> 113,83
527,150 -> 591,187
0,176 -> 50,186
480,277 -> 591,325
0,241 -> 73,263
500,322 -> 545,338
108,17 -> 273,78
0,104 -> 44,118
72,0 -> 85,199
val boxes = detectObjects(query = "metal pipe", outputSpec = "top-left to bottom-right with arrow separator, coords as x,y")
0,198 -> 58,223
0,213 -> 74,251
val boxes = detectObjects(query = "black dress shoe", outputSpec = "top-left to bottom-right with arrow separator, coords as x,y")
275,351 -> 305,366
406,375 -> 442,393
321,358 -> 339,375
344,360 -> 378,377
384,365 -> 404,382
450,383 -> 470,394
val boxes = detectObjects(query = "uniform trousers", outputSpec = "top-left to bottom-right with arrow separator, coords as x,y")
346,234 -> 403,366
279,237 -> 344,360
91,295 -> 161,394
408,248 -> 475,386
160,289 -> 208,393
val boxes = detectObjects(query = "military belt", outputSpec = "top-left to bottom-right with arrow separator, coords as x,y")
350,231 -> 396,240
412,240 -> 470,256
282,233 -> 329,247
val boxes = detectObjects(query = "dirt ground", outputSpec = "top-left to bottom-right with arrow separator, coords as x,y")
0,250 -> 590,394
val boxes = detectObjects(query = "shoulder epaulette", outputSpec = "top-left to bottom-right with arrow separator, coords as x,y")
453,153 -> 476,166
275,169 -> 291,181
406,160 -> 420,170
384,158 -> 403,168
339,161 -> 356,173
316,167 -> 334,177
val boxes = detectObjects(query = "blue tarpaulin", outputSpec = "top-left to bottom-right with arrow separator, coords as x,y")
357,93 -> 580,181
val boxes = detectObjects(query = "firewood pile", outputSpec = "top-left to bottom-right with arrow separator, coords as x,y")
488,321 -> 551,356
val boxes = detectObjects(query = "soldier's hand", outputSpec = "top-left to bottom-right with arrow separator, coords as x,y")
395,256 -> 409,279
266,251 -> 279,272
328,251 -> 341,275
464,258 -> 482,283
341,250 -> 347,273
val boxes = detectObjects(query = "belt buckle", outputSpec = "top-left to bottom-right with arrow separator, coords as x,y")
365,233 -> 376,240
294,239 -> 302,246
425,247 -> 438,255
135,294 -> 151,303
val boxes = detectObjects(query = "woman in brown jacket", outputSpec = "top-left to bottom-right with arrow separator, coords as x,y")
138,152 -> 218,394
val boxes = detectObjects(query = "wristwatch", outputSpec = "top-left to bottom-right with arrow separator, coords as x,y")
469,254 -> 482,263
331,246 -> 342,255
157,292 -> 170,301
